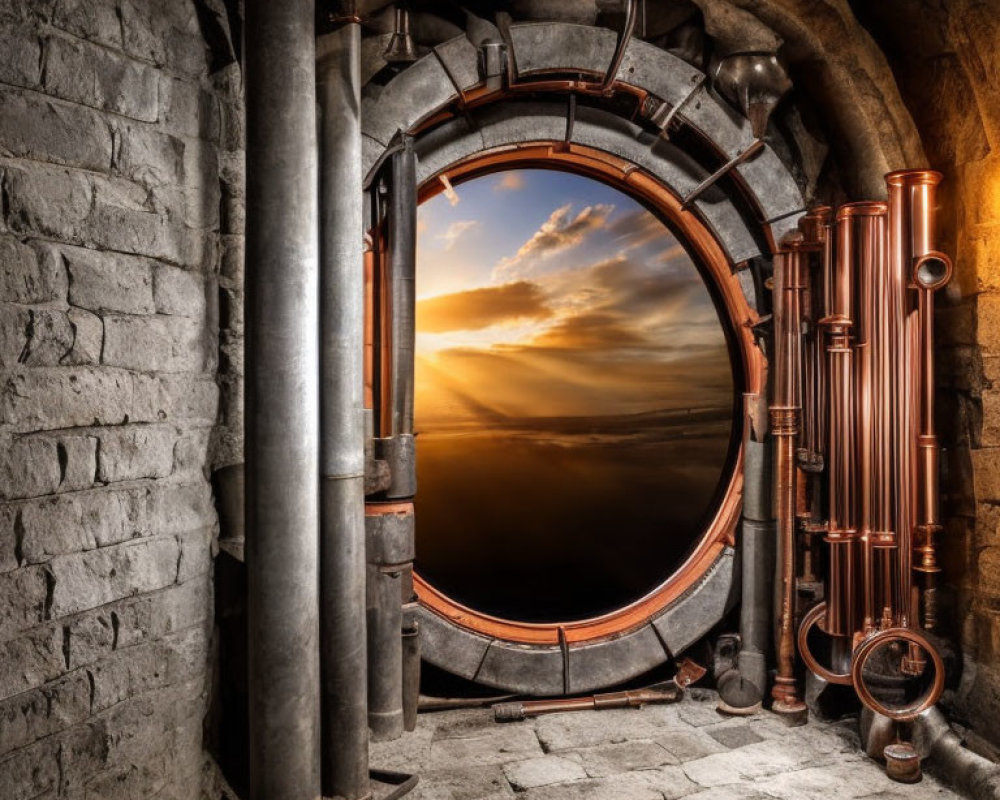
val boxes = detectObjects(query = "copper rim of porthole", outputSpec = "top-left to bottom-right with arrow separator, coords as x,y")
411,142 -> 766,646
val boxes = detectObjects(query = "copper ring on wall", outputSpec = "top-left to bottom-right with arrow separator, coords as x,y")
412,142 -> 765,647
850,626 -> 945,721
797,602 -> 854,686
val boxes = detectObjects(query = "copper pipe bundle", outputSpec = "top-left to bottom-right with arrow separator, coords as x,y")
782,171 -> 950,722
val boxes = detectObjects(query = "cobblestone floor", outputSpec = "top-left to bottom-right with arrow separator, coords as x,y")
370,689 -> 963,800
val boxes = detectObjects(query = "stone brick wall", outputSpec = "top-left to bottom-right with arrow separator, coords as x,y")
0,0 -> 243,796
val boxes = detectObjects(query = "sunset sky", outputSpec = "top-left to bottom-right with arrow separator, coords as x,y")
414,168 -> 734,426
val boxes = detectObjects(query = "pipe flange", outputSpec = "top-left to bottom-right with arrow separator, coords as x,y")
850,627 -> 945,721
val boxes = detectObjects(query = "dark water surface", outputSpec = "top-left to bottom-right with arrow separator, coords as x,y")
414,409 -> 734,622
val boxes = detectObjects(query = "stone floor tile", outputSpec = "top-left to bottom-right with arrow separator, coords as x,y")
682,737 -> 827,787
406,765 -> 514,800
519,772 -> 666,800
706,725 -> 765,749
425,724 -> 543,769
632,764 -> 702,799
573,740 -> 680,777
656,729 -> 728,762
502,755 -> 587,789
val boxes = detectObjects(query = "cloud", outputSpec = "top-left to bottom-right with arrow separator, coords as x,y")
495,172 -> 526,192
437,220 -> 479,250
494,203 -> 614,279
416,281 -> 552,333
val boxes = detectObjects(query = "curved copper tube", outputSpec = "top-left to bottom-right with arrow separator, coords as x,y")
850,627 -> 945,721
797,602 -> 853,686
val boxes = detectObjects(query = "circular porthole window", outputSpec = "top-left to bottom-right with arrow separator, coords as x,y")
412,153 -> 746,643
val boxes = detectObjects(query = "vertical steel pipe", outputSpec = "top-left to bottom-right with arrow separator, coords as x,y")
318,18 -> 370,800
366,502 -> 415,740
367,139 -> 418,742
770,234 -> 808,722
244,0 -> 321,796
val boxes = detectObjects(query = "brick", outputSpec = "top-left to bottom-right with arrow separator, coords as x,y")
65,246 -> 155,314
155,374 -> 219,424
17,485 -> 153,563
172,426 -> 210,481
0,238 -> 67,304
182,137 -> 221,229
19,309 -> 75,367
52,0 -> 122,49
48,536 -> 179,618
0,668 -> 91,753
0,90 -> 112,172
96,424 -> 176,483
63,307 -> 103,365
0,504 -> 18,573
88,201 -> 203,268
0,430 -> 98,501
55,719 -> 110,798
111,119 -> 184,188
102,314 -> 207,373
0,565 -> 49,640
0,306 -> 29,370
0,734 -> 60,797
979,292 -> 1000,356
0,368 -> 137,432
0,625 -> 64,700
0,26 -> 41,88
4,164 -> 93,242
175,527 -> 212,583
159,75 -> 220,141
973,447 -> 1000,502
153,264 -> 206,318
0,434 -> 62,501
44,34 -> 159,122
149,482 -> 214,536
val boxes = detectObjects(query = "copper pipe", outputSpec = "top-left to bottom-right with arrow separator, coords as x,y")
839,203 -> 888,633
770,234 -> 808,720
819,211 -> 862,638
494,684 -> 680,722
364,242 -> 375,410
889,170 -> 952,631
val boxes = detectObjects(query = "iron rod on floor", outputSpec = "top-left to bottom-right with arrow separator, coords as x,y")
318,15 -> 370,800
245,0 -> 322,796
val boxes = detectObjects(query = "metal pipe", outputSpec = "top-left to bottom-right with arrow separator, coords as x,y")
244,0 -> 321,795
717,395 -> 773,713
889,170 -> 952,631
770,235 -> 808,723
598,0 -> 638,95
318,20 -> 370,800
366,502 -> 415,741
402,609 -> 421,732
820,211 -> 861,639
913,708 -> 1000,800
494,684 -> 680,722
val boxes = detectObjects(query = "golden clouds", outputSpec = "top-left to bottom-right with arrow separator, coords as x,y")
416,280 -> 552,333
494,203 -> 614,279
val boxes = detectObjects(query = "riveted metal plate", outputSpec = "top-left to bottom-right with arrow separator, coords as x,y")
651,547 -> 737,655
416,606 -> 493,681
475,640 -> 566,696
509,22 -> 616,78
361,54 -> 460,146
433,35 -> 482,93
567,624 -> 671,695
